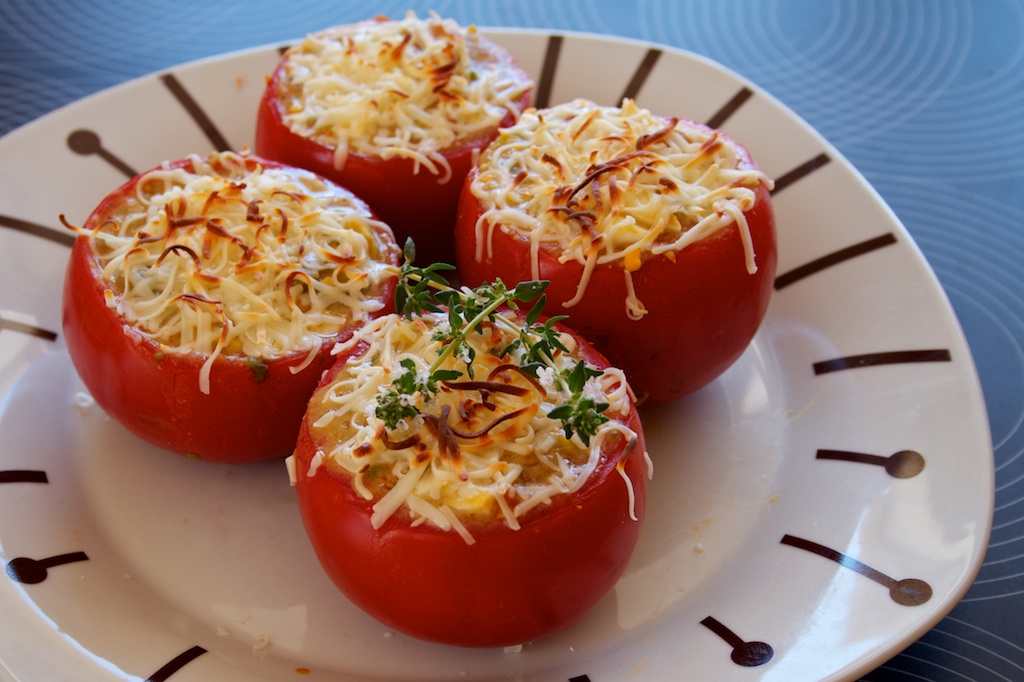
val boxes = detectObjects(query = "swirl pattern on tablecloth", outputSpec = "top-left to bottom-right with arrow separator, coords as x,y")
633,0 -> 1024,185
864,617 -> 1024,682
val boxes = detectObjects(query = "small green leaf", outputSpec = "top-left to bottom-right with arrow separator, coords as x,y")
518,361 -> 544,378
431,369 -> 462,382
247,357 -> 269,382
500,337 -> 523,358
546,404 -> 572,421
525,295 -> 547,326
565,359 -> 601,393
513,280 -> 549,302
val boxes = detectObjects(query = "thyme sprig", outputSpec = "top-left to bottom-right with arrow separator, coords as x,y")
374,357 -> 439,431
375,240 -> 610,444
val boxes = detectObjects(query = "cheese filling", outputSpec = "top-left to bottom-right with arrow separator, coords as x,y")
74,151 -> 395,394
277,11 -> 531,180
301,312 -> 643,544
469,98 -> 773,319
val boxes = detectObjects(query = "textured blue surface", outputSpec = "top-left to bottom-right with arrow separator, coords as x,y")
2,1 -> 1023,679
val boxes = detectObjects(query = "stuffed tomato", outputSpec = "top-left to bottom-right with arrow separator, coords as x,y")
255,12 -> 533,266
289,281 -> 650,647
455,98 -> 778,404
61,150 -> 400,463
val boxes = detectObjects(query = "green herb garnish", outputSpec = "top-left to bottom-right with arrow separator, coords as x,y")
546,360 -> 610,442
376,239 -> 610,444
374,358 -> 441,429
247,357 -> 269,382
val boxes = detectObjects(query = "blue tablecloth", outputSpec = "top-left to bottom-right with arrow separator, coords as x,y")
2,1 -> 1021,679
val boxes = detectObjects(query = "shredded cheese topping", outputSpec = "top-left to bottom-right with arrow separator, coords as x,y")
301,311 -> 643,544
469,98 -> 773,319
277,11 -> 532,180
75,151 -> 395,394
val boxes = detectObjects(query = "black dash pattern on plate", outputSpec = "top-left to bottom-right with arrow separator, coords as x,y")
0,314 -> 59,342
617,47 -> 662,104
770,152 -> 831,195
0,470 -> 48,484
700,616 -> 774,667
0,214 -> 75,248
534,35 -> 564,109
66,129 -> 138,178
144,645 -> 208,682
774,233 -> 898,290
813,349 -> 952,375
159,73 -> 231,152
780,534 -> 932,606
705,87 -> 754,130
6,551 -> 89,584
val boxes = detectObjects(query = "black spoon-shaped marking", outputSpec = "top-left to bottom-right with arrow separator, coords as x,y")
817,449 -> 925,478
6,551 -> 89,584
144,645 -> 208,682
567,676 -> 591,682
781,535 -> 932,606
700,616 -> 774,666
0,469 -> 49,484
66,129 -> 138,178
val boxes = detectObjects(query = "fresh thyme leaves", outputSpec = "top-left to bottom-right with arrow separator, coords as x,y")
393,252 -> 455,320
546,360 -> 610,443
374,357 -> 465,430
506,313 -> 571,378
430,278 -> 549,379
374,359 -> 418,429
375,358 -> 428,429
379,239 -> 611,445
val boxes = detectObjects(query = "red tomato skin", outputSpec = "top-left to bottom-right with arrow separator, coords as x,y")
62,159 -> 399,463
255,58 -> 532,266
454,129 -> 777,404
292,327 -> 648,647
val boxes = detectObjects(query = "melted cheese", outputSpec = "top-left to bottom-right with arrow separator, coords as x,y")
470,98 -> 773,319
303,311 -> 643,544
75,150 -> 395,394
277,11 -> 531,180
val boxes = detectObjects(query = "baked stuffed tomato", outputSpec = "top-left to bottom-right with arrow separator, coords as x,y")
288,273 -> 650,647
455,98 -> 777,404
61,150 -> 400,463
255,12 -> 533,266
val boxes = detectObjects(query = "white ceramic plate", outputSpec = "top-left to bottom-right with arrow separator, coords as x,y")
0,30 -> 993,682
